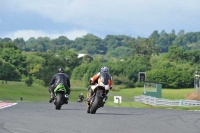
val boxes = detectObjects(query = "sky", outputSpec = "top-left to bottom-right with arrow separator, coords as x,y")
0,0 -> 200,41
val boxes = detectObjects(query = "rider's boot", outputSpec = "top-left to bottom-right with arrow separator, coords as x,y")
49,92 -> 54,103
104,95 -> 108,101
104,90 -> 109,102
101,95 -> 108,107
102,90 -> 109,107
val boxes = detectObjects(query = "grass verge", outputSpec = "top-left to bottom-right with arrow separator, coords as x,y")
0,80 -> 199,110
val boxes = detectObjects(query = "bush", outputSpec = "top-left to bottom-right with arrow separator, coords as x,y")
32,77 -> 44,86
25,76 -> 33,86
113,75 -> 135,88
135,81 -> 144,87
111,86 -> 121,91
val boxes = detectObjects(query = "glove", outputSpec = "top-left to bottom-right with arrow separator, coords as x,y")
89,79 -> 94,85
110,86 -> 112,90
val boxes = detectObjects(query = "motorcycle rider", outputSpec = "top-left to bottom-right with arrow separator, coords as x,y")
77,93 -> 84,102
49,67 -> 71,103
86,66 -> 112,104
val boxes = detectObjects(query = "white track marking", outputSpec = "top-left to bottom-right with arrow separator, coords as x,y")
0,102 -> 17,109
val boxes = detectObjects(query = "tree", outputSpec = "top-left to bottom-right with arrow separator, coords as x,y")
106,46 -> 131,58
53,36 -> 71,45
129,39 -> 160,60
165,46 -> 184,62
56,50 -> 79,70
25,52 -> 44,75
2,38 -> 12,42
37,37 -> 51,52
0,48 -> 27,75
35,51 -> 68,86
147,61 -> 194,88
168,29 -> 176,45
14,38 -> 26,51
25,37 -> 37,52
149,30 -> 159,45
158,30 -> 171,52
0,62 -> 21,84
73,33 -> 106,55
0,42 -> 19,50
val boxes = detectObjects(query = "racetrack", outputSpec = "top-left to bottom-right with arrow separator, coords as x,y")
0,102 -> 200,133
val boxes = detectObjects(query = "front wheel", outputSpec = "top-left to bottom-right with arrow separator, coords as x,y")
90,96 -> 100,114
87,106 -> 90,113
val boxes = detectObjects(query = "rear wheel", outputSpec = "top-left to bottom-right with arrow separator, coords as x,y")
55,93 -> 63,110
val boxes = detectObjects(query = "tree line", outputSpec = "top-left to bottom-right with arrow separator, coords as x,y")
1,29 -> 200,58
1,30 -> 200,89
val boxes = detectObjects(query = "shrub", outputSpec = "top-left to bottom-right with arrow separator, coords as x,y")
25,76 -> 33,86
135,81 -> 144,87
113,75 -> 135,88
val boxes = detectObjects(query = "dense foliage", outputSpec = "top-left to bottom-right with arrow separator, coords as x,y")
1,29 -> 200,88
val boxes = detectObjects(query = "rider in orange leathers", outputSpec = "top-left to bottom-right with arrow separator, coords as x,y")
86,66 -> 112,103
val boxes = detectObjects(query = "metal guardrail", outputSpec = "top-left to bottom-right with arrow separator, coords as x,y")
134,95 -> 200,107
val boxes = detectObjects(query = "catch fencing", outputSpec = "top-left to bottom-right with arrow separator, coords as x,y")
134,95 -> 200,107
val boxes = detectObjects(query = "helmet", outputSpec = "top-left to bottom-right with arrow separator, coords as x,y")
100,66 -> 109,73
57,68 -> 64,73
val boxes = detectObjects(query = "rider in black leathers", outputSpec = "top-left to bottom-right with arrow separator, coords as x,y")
49,68 -> 71,103
77,93 -> 84,102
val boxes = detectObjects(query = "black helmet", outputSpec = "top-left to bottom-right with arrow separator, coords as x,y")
57,68 -> 64,73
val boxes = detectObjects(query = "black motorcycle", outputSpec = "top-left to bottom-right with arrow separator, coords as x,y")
87,85 -> 107,114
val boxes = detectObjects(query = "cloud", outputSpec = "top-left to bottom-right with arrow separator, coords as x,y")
1,0 -> 200,37
5,1 -> 200,23
3,29 -> 88,41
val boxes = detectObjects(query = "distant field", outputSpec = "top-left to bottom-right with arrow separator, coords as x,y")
0,80 -> 199,110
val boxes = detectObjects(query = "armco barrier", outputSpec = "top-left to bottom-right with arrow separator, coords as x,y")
182,100 -> 200,106
134,95 -> 200,107
154,98 -> 168,106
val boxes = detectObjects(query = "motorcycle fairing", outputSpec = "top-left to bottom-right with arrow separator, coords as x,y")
54,83 -> 66,94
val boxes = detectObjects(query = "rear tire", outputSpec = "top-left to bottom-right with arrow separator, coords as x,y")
55,93 -> 63,110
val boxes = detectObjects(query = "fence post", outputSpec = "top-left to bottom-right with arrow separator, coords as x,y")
179,99 -> 182,106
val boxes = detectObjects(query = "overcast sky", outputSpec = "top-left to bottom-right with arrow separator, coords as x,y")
0,0 -> 200,40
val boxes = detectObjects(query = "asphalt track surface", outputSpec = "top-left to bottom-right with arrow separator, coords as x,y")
0,102 -> 200,133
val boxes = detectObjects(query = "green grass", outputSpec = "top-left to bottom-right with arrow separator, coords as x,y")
0,80 -> 199,110
0,80 -> 88,102
162,88 -> 195,99
108,87 -> 195,100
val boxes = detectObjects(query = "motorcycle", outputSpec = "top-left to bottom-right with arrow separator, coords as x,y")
53,83 -> 68,110
77,97 -> 84,102
87,85 -> 107,114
